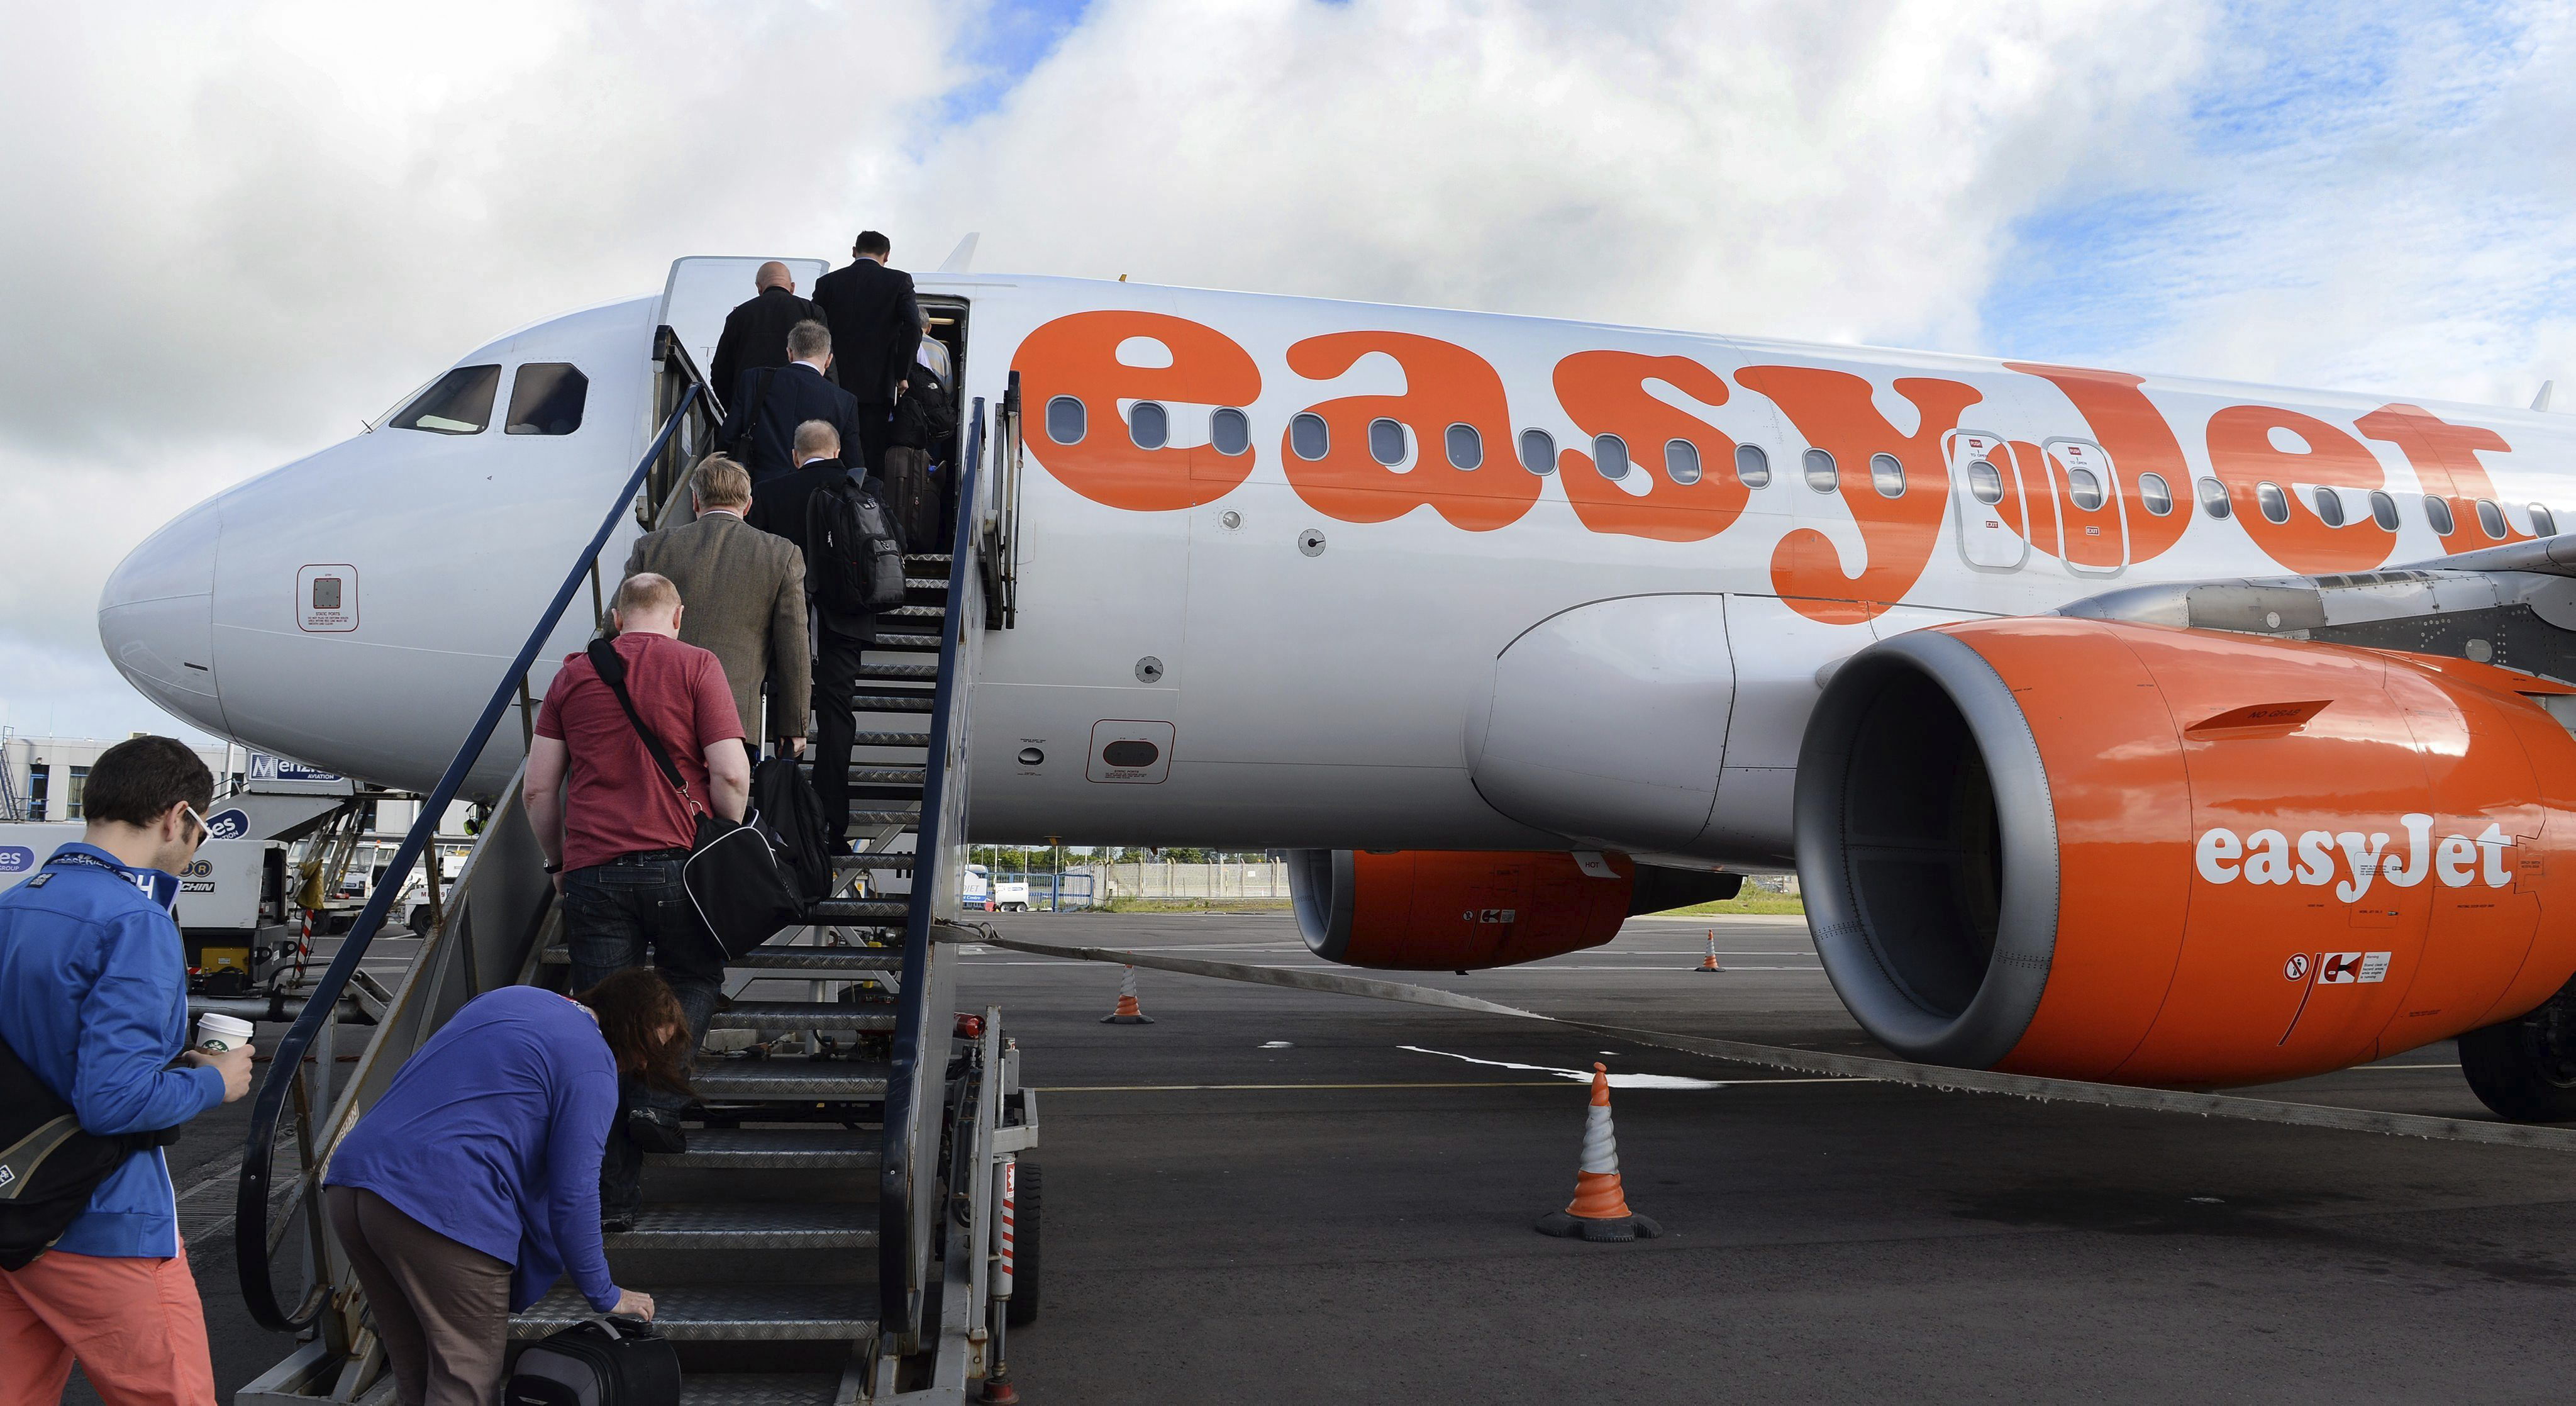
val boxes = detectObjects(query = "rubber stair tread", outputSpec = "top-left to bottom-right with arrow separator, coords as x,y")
843,766 -> 926,784
691,1060 -> 890,1099
710,1000 -> 896,1032
645,1127 -> 880,1169
853,662 -> 938,679
848,694 -> 935,711
727,944 -> 904,971
847,730 -> 931,747
675,1375 -> 843,1406
606,1203 -> 877,1249
902,577 -> 947,591
512,1285 -> 875,1341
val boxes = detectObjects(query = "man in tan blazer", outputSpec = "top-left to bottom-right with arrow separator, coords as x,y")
621,454 -> 810,754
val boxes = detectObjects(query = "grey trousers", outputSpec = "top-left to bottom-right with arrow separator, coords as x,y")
326,1186 -> 512,1406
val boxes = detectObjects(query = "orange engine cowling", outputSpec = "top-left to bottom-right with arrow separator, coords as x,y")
1796,617 -> 2576,1087
1287,850 -> 1735,970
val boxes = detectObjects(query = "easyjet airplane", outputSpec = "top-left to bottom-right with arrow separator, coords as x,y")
96,254 -> 2576,1123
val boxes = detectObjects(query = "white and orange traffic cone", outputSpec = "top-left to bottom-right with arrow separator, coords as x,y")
1695,929 -> 1724,973
1535,1063 -> 1662,1242
1101,964 -> 1155,1024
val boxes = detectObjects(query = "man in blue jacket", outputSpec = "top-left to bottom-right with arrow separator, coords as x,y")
0,737 -> 254,1406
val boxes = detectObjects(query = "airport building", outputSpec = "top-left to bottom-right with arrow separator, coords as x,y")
0,731 -> 246,821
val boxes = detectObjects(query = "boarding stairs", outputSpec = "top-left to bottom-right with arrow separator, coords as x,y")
237,336 -> 1035,1405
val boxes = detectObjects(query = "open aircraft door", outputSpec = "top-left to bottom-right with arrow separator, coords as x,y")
658,255 -> 832,406
1947,430 -> 2028,569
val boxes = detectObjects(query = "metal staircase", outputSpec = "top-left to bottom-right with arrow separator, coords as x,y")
238,340 -> 1033,1404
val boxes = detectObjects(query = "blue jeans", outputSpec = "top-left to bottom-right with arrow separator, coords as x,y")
562,851 -> 723,1218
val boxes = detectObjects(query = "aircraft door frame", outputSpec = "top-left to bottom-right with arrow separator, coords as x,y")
2043,437 -> 2129,576
1946,429 -> 2028,571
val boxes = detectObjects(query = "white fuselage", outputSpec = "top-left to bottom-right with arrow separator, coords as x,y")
99,265 -> 2576,868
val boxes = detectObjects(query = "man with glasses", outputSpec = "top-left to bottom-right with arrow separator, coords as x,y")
0,736 -> 254,1406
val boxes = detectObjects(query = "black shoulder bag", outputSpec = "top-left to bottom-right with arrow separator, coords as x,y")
0,1034 -> 183,1270
583,639 -> 804,960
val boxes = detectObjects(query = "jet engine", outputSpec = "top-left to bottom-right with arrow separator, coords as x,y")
1286,849 -> 1738,970
1796,617 -> 2576,1088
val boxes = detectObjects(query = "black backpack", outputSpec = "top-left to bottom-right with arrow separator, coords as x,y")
750,753 -> 835,901
807,472 -> 908,615
0,1034 -> 182,1271
504,1316 -> 680,1406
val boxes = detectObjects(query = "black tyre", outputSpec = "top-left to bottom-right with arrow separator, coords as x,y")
1006,1161 -> 1041,1327
2460,1015 -> 2576,1122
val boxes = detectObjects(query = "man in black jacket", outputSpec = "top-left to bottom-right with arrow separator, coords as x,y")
746,418 -> 885,846
708,262 -> 821,410
718,320 -> 861,484
809,231 -> 924,473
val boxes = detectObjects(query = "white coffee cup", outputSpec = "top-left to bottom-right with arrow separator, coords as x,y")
196,1012 -> 253,1055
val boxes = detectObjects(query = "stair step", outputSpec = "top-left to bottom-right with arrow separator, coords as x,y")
849,730 -> 931,748
647,1128 -> 880,1170
880,605 -> 945,622
692,1061 -> 889,1102
849,693 -> 934,713
831,853 -> 916,870
867,633 -> 941,652
841,811 -> 922,830
845,766 -> 926,786
606,1203 -> 877,1250
905,553 -> 952,567
711,1000 -> 896,1032
513,1285 -> 875,1341
903,577 -> 947,593
806,897 -> 911,922
855,661 -> 938,680
677,1375 -> 843,1406
728,944 -> 904,972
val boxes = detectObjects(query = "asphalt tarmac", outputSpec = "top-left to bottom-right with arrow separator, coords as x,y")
99,912 -> 2576,1405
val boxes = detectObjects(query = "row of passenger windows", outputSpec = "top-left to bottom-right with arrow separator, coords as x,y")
1046,398 -> 2562,539
391,362 -> 590,437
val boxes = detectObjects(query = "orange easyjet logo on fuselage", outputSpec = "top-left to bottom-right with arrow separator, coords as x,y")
1011,312 -> 2529,625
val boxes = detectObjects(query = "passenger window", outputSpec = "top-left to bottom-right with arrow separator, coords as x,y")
505,364 -> 587,435
2312,488 -> 2345,527
2197,476 -> 2231,519
1594,435 -> 1630,480
1518,429 -> 1556,475
1368,417 -> 1407,467
2369,491 -> 2399,531
1045,395 -> 1085,445
1735,444 -> 1772,488
2065,467 -> 2103,511
1803,449 -> 1838,493
2478,499 -> 2507,538
1291,412 -> 1330,460
1870,452 -> 1906,498
1665,440 -> 1701,485
2257,481 -> 2289,523
1967,459 -> 2004,505
2534,503 -> 2558,537
2137,472 -> 2172,516
2425,495 -> 2455,535
1210,407 -> 1250,456
391,365 -> 501,435
1446,423 -> 1482,470
1130,401 -> 1170,450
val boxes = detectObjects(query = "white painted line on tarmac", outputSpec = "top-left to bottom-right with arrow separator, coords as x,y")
1398,1044 -> 1852,1090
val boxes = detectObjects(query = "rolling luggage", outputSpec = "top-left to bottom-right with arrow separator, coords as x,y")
504,1315 -> 680,1406
879,445 -> 941,554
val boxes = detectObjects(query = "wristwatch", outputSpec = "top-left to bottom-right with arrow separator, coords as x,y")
543,861 -> 563,874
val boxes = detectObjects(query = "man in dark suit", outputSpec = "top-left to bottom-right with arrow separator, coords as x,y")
717,320 -> 860,484
809,231 -> 924,473
708,262 -> 822,410
747,420 -> 884,845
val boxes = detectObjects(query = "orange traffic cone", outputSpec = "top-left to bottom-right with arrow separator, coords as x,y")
1101,964 -> 1155,1024
1535,1063 -> 1662,1242
1695,929 -> 1724,973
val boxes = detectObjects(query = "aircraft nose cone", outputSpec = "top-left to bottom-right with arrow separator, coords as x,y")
98,499 -> 226,734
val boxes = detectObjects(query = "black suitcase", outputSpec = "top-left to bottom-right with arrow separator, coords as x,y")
879,445 -> 941,554
504,1316 -> 680,1406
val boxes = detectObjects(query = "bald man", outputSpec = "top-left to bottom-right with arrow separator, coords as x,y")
709,261 -> 823,415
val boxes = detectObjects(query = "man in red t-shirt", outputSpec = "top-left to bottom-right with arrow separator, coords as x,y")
525,572 -> 749,1226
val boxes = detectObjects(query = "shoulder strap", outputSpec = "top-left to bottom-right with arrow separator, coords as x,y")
583,639 -> 704,817
730,367 -> 778,450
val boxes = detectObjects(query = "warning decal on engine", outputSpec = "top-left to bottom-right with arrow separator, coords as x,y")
2317,952 -> 2393,985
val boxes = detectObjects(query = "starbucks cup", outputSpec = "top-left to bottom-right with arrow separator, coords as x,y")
196,1012 -> 253,1055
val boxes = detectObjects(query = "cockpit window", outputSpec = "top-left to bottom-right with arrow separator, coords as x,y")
506,364 -> 589,435
391,365 -> 501,435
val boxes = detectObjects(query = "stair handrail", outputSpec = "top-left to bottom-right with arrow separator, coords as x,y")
236,386 -> 702,1332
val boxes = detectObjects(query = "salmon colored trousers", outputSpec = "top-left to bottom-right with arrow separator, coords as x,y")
0,1242 -> 216,1406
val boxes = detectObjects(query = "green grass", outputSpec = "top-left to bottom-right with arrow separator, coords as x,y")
1094,896 -> 1294,913
1653,891 -> 1806,917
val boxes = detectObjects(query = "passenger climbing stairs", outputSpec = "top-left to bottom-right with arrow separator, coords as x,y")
235,340 -> 1035,1404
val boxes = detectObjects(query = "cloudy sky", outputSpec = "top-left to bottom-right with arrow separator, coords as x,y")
4,0 -> 2573,744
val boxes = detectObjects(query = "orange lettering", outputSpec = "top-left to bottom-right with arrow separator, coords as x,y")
1738,367 -> 1982,623
2203,406 -> 2396,574
2003,364 -> 2190,564
1011,311 -> 1262,511
2355,403 -> 2526,554
1280,332 -> 1533,531
1550,352 -> 1748,542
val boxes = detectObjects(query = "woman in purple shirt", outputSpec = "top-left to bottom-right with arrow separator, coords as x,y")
324,969 -> 690,1406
